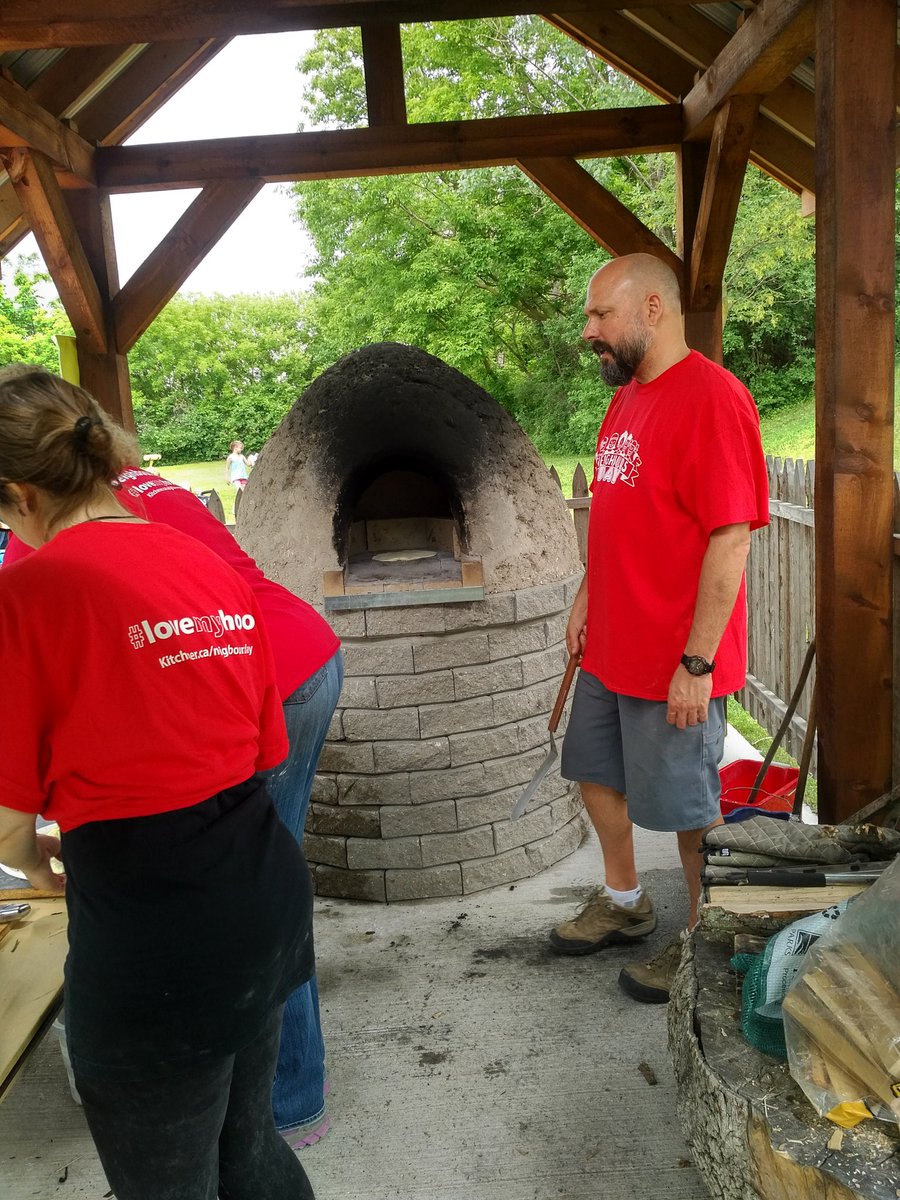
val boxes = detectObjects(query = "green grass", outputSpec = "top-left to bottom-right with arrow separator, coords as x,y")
155,461 -> 240,523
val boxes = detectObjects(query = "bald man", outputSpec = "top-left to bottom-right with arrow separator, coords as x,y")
551,254 -> 769,1002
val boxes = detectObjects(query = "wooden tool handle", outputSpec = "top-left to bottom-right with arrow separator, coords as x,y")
0,887 -> 64,901
548,653 -> 580,733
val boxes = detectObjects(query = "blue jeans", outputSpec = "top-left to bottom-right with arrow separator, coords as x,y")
262,649 -> 343,1129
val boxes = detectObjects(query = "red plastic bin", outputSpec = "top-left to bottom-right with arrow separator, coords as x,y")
719,759 -> 799,818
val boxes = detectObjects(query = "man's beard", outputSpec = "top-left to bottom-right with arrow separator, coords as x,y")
591,327 -> 650,387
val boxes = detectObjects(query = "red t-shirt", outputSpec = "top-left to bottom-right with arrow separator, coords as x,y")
4,468 -> 339,701
0,522 -> 288,831
582,350 -> 769,700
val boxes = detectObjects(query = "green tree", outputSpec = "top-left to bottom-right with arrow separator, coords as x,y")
293,18 -> 816,452
0,254 -> 71,369
129,292 -> 313,461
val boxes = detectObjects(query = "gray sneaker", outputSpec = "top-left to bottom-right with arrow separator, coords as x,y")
549,888 -> 657,955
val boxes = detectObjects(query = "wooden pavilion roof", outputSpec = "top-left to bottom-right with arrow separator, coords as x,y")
0,0 -> 895,825
0,1 -> 824,263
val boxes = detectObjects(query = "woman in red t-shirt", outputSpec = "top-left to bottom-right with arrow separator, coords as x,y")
0,368 -> 317,1200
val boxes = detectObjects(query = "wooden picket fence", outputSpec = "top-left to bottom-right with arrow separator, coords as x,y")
556,457 -> 900,778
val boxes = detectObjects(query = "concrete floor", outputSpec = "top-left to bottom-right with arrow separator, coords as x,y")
0,823 -> 707,1200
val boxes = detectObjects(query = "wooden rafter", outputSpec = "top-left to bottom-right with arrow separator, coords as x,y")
624,7 -> 814,144
688,95 -> 759,310
0,68 -> 95,181
547,11 -> 814,195
517,155 -> 682,279
95,105 -> 683,191
676,141 -> 722,361
0,2 -> 697,50
3,147 -> 106,353
72,39 -> 228,146
361,23 -> 407,126
113,178 -> 264,352
22,44 -> 142,118
682,0 -> 814,140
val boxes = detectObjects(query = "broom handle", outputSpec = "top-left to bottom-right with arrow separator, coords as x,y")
748,637 -> 816,806
548,654 -> 580,733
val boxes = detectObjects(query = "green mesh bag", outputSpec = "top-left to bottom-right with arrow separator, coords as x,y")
732,947 -> 788,1059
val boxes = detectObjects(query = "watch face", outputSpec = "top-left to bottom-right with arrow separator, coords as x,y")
682,654 -> 713,676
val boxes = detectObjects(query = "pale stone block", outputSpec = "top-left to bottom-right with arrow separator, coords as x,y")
365,606 -> 447,636
374,738 -> 450,773
305,832 -> 348,869
420,825 -> 494,867
461,846 -> 532,894
376,670 -> 455,708
339,675 -> 378,709
380,800 -> 458,838
347,835 -> 422,870
310,775 -> 338,805
452,658 -> 523,701
456,789 -> 516,828
564,571 -> 586,606
525,813 -> 587,874
492,806 -> 553,853
521,645 -> 569,687
343,706 -> 420,742
308,803 -> 381,838
337,772 -> 411,806
327,711 -> 344,740
443,594 -> 516,631
550,787 -> 583,827
543,610 -> 569,647
516,714 -> 551,754
314,864 -> 386,902
492,678 -> 557,726
343,640 -> 415,677
419,695 -> 494,738
326,610 -> 366,638
412,761 -> 486,804
514,581 -> 567,623
385,863 -> 463,901
448,724 -> 520,768
413,633 -> 490,672
318,740 -> 375,774
487,621 -> 547,660
481,747 -> 548,793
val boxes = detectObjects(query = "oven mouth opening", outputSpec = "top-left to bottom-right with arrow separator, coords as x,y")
324,460 -> 483,610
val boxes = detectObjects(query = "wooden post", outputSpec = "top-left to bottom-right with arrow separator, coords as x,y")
65,188 -> 134,430
676,141 -> 723,362
814,0 -> 895,819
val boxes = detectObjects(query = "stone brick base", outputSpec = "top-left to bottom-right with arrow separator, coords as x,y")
309,572 -> 587,900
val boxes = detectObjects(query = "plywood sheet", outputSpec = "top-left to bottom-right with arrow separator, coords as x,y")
0,899 -> 68,1100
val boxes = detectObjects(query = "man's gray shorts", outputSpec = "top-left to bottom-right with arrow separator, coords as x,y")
561,669 -> 725,833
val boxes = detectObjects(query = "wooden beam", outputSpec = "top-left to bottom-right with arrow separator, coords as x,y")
3,148 -> 106,354
517,155 -> 682,279
72,39 -> 228,146
65,188 -> 134,429
624,6 -> 814,145
547,11 -> 814,195
113,179 -> 264,353
0,2 -> 695,49
676,140 -> 722,361
0,69 -> 95,182
23,44 -> 143,119
689,95 -> 759,311
362,23 -> 407,126
814,0 -> 895,821
96,105 -> 684,191
683,0 -> 815,140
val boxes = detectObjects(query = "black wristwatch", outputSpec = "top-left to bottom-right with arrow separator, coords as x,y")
680,653 -> 715,676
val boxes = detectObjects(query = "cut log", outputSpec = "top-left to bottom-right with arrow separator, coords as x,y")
668,931 -> 900,1199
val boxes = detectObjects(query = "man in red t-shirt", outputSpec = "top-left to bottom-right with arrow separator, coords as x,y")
551,254 -> 768,1003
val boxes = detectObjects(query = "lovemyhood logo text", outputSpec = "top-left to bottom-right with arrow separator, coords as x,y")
127,609 -> 255,650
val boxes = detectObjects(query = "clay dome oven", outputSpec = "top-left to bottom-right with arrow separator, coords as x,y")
239,343 -> 586,901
